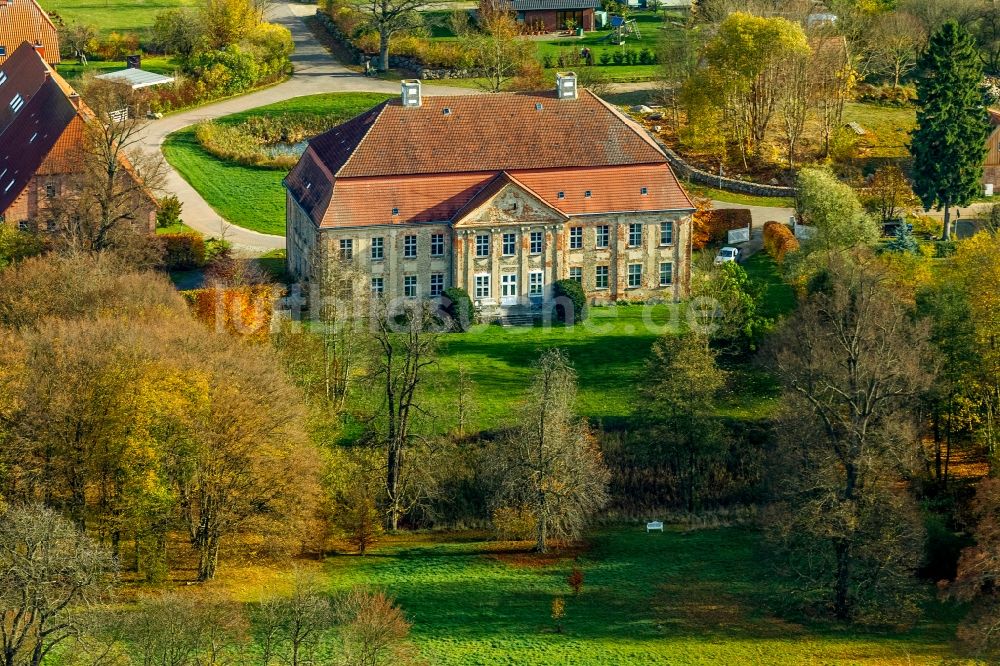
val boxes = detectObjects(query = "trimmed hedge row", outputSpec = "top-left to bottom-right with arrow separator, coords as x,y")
763,221 -> 799,263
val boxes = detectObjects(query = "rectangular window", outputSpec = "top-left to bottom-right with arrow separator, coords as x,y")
595,265 -> 608,289
403,234 -> 417,259
339,238 -> 353,260
502,232 -> 516,256
45,220 -> 56,232
371,277 -> 384,295
569,226 -> 582,250
628,263 -> 642,288
569,267 -> 582,284
660,262 -> 673,286
596,225 -> 609,248
529,271 -> 544,295
476,234 -> 490,257
404,275 -> 417,298
371,236 -> 384,260
629,223 -> 642,248
17,220 -> 28,231
45,183 -> 56,198
9,93 -> 23,113
660,221 -> 673,246
475,274 -> 491,299
430,273 -> 444,296
530,231 -> 543,254
431,233 -> 444,256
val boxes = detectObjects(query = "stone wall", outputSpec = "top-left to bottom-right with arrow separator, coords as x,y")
314,10 -> 476,80
650,138 -> 797,198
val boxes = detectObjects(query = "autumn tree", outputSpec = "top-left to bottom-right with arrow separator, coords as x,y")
764,254 -> 932,623
862,165 -> 919,224
466,9 -> 534,93
483,349 -> 610,553
334,588 -> 416,666
911,21 -> 991,240
637,332 -> 727,511
353,0 -> 423,71
0,505 -> 114,666
202,0 -> 264,49
696,13 -> 810,165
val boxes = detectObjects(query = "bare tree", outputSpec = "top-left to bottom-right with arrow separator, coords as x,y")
254,570 -> 335,666
352,0 -> 423,71
872,12 -> 926,88
334,588 -> 415,666
764,254 -> 932,623
466,10 -> 533,93
48,78 -> 165,262
810,34 -> 853,158
483,349 -> 610,553
777,48 -> 811,170
368,299 -> 440,531
0,505 -> 114,666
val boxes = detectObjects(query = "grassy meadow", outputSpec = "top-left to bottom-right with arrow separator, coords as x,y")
45,0 -> 200,33
162,92 -> 393,235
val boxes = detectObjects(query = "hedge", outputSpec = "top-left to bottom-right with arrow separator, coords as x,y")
763,221 -> 799,263
441,287 -> 474,332
693,208 -> 752,250
161,233 -> 207,270
552,279 -> 587,324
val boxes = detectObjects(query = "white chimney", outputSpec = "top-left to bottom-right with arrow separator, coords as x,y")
556,71 -> 577,100
401,80 -> 422,108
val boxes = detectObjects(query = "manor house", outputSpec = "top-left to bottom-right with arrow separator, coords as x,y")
285,74 -> 694,316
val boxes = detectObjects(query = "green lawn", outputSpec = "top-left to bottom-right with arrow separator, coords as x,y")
321,527 -> 964,665
842,102 -> 917,160
45,0 -> 199,34
685,184 -> 795,209
162,92 -> 393,235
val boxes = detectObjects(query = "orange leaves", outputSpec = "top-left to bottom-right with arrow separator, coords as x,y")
692,198 -> 752,250
184,286 -> 279,342
763,221 -> 800,263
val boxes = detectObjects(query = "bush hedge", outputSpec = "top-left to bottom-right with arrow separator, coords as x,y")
161,232 -> 207,270
763,221 -> 799,263
441,287 -> 474,332
552,279 -> 587,324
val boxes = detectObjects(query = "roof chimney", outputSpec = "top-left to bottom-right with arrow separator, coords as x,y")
69,92 -> 81,109
401,80 -> 422,108
556,71 -> 577,100
33,41 -> 45,61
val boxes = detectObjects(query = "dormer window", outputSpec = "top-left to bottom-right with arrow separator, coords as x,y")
535,102 -> 543,111
557,191 -> 564,199
0,71 -> 7,86
584,190 -> 591,198
443,108 -> 451,115
640,187 -> 648,195
392,207 -> 399,216
9,93 -> 23,113
0,46 -> 6,58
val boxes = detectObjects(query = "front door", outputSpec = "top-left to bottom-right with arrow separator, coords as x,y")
501,274 -> 518,306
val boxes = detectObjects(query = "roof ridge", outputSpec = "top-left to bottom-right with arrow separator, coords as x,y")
334,100 -> 391,178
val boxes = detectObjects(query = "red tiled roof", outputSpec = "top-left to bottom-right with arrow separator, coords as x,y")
288,87 -> 694,229
0,0 -> 60,65
310,89 -> 668,178
450,171 -> 568,224
989,108 -> 1000,127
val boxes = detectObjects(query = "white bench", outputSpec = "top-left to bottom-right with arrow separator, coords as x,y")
646,521 -> 664,532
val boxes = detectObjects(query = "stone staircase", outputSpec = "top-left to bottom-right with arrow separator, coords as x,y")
499,312 -> 539,327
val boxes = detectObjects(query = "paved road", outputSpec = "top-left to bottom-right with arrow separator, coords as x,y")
142,2 -> 472,251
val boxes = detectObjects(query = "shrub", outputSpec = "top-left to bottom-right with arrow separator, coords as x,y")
156,195 -> 183,228
599,50 -> 611,66
160,232 -> 207,270
204,237 -> 232,263
441,286 -> 474,332
491,505 -> 537,541
638,47 -> 653,65
854,83 -> 917,106
762,221 -> 799,263
552,278 -> 587,324
699,208 -> 752,245
612,50 -> 624,65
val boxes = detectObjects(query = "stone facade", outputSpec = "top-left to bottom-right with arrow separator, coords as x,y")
290,180 -> 690,313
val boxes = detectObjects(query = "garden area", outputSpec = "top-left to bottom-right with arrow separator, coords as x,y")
46,0 -> 199,34
162,92 -> 393,235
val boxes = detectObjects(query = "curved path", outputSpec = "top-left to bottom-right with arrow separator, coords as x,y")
142,3 -> 473,251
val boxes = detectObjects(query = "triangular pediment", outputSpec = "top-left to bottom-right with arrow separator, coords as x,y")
452,173 -> 568,228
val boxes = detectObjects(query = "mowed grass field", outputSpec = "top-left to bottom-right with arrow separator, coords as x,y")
266,527 -> 964,665
162,92 -> 393,235
45,0 -> 200,33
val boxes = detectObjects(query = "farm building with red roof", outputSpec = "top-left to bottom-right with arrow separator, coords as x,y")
285,75 -> 695,314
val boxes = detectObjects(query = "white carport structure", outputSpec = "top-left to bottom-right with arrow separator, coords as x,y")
95,68 -> 174,90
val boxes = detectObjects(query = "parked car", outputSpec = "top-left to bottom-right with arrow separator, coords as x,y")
714,246 -> 740,265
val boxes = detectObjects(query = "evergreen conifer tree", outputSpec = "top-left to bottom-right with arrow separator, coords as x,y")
911,21 -> 991,240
